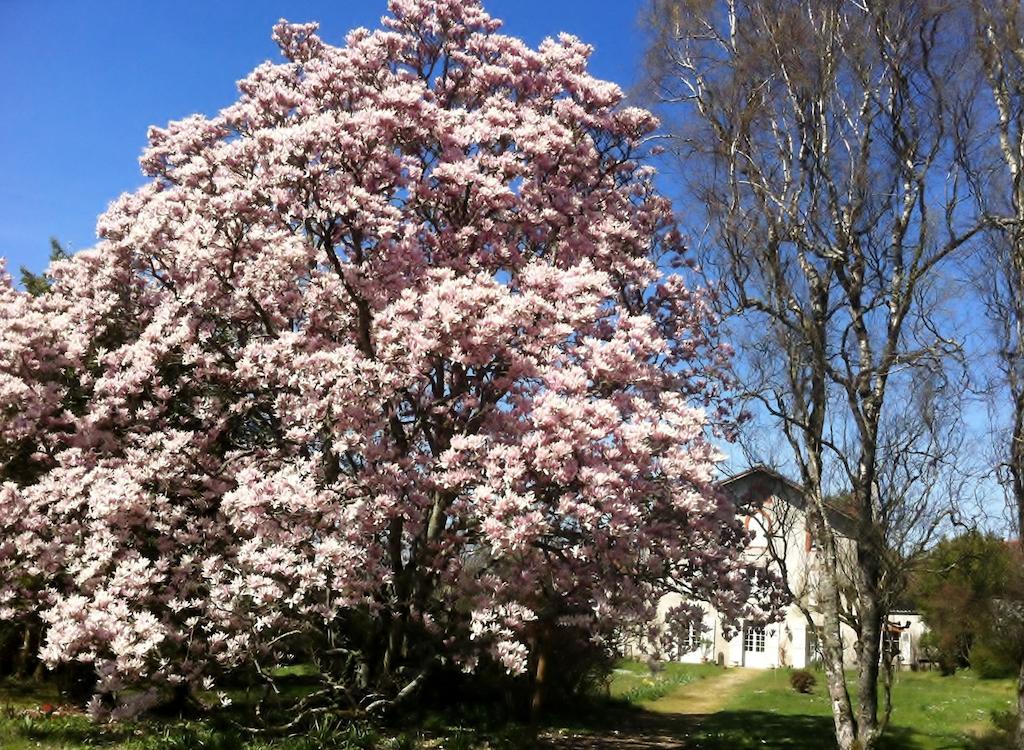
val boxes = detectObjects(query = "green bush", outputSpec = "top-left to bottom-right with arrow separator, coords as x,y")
789,669 -> 816,694
919,631 -> 958,676
970,640 -> 1018,679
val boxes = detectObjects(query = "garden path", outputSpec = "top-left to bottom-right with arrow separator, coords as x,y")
540,667 -> 761,749
641,666 -> 760,715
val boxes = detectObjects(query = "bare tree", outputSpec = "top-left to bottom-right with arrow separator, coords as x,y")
644,1 -> 981,747
745,383 -> 965,733
966,2 -> 1024,744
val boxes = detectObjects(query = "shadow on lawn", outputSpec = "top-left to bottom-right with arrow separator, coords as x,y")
542,709 -> 927,750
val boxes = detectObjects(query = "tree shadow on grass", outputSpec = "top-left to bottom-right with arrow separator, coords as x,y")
542,708 -> 926,750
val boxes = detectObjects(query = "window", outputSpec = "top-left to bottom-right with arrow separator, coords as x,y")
744,625 -> 766,653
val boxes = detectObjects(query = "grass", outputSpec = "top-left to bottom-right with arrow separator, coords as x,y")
607,660 -> 721,704
686,668 -> 1017,749
0,666 -> 1016,749
0,676 -> 514,750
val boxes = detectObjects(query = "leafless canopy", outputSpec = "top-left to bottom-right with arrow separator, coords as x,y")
644,1 -> 983,747
963,1 -> 1024,744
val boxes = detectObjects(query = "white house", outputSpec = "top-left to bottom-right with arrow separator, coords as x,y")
653,466 -> 927,670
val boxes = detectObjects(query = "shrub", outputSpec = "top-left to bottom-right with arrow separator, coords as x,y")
789,669 -> 816,694
544,628 -> 617,708
969,640 -> 1017,679
919,631 -> 958,675
969,710 -> 1018,750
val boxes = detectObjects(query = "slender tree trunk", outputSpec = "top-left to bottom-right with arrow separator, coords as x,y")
16,622 -> 37,679
529,621 -> 552,727
1013,381 -> 1024,749
1013,431 -> 1024,749
810,508 -> 859,749
880,653 -> 895,735
852,491 -> 885,750
819,604 -> 858,749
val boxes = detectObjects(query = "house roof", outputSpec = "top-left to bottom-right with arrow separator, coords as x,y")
719,464 -> 860,536
719,464 -> 806,496
720,465 -> 923,615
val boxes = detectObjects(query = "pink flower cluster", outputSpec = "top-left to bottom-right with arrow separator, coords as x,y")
0,0 -> 781,717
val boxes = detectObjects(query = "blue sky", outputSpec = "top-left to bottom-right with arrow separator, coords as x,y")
0,0 -> 647,277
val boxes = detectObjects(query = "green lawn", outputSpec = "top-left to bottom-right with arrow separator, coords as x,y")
688,668 -> 1016,750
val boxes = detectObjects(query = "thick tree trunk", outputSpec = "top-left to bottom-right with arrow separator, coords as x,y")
854,595 -> 882,749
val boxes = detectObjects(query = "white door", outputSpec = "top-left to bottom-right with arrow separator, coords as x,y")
742,624 -> 775,668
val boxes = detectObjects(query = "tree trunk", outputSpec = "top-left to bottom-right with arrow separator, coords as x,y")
852,511 -> 885,750
817,571 -> 859,749
854,595 -> 882,749
880,654 -> 894,735
1012,473 -> 1024,750
822,648 -> 858,749
529,622 -> 552,727
1009,378 -> 1024,749
16,622 -> 38,679
808,503 -> 860,749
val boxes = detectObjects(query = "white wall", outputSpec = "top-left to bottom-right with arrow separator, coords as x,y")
644,471 -> 929,670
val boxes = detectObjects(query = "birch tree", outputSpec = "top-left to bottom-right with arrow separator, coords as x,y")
645,1 -> 980,747
968,2 -> 1024,743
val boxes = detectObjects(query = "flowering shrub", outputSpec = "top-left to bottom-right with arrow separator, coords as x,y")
0,0 -> 782,719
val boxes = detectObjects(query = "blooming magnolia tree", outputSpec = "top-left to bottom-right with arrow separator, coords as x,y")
0,0 -> 780,720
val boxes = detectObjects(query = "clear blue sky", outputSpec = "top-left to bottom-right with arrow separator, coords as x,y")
0,0 -> 647,277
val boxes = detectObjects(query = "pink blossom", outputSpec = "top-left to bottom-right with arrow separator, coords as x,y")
0,0 -> 782,718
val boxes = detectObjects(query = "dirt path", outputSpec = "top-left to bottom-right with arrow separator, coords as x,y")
540,668 -> 761,749
641,667 -> 760,715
